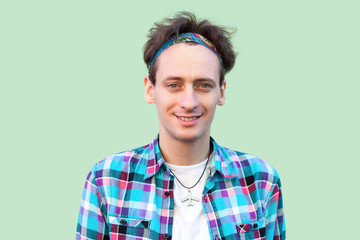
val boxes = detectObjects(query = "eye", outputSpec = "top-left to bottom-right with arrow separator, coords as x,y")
198,83 -> 214,90
200,83 -> 211,88
168,83 -> 179,88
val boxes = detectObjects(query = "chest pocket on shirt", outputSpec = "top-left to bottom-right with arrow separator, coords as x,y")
109,216 -> 151,239
236,218 -> 266,240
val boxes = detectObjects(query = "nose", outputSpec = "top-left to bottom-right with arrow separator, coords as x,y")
179,87 -> 199,111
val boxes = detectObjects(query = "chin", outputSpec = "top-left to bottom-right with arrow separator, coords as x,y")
171,130 -> 206,143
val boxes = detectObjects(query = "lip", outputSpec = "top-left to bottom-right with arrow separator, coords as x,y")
175,114 -> 202,126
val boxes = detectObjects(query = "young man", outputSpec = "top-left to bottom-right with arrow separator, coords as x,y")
76,12 -> 285,240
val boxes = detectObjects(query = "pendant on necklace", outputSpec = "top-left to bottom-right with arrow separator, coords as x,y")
181,189 -> 199,206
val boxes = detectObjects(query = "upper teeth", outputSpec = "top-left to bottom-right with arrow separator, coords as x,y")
179,116 -> 198,121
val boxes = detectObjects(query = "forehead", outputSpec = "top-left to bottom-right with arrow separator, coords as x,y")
155,43 -> 221,83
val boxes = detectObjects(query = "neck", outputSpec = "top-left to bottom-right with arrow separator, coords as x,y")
158,134 -> 211,166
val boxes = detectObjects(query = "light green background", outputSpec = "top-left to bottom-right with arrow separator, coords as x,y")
1,0 -> 359,239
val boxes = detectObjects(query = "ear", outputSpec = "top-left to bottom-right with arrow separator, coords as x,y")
217,79 -> 226,106
144,76 -> 155,103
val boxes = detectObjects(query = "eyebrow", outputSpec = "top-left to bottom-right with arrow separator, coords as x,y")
164,76 -> 217,85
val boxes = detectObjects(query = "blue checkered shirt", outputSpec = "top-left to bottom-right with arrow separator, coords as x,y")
76,137 -> 285,239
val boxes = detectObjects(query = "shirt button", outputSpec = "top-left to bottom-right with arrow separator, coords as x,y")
164,191 -> 170,197
253,223 -> 258,228
120,219 -> 127,225
215,235 -> 219,240
164,233 -> 170,239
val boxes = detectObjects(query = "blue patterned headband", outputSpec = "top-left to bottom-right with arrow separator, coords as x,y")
148,32 -> 223,70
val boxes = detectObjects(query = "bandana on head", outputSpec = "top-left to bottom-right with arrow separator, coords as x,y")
148,32 -> 223,70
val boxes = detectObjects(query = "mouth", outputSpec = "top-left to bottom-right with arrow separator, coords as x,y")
176,115 -> 201,121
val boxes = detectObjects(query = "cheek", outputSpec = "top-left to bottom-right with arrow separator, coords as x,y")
155,99 -> 173,115
202,104 -> 217,117
203,95 -> 220,110
157,93 -> 179,107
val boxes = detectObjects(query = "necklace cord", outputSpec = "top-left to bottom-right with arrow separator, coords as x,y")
168,143 -> 213,190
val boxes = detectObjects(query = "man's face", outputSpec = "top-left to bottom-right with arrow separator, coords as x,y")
144,43 -> 226,143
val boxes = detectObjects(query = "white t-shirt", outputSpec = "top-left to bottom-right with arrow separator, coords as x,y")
166,158 -> 211,240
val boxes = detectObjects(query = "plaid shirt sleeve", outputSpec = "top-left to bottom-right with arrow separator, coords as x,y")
76,167 -> 109,240
264,174 -> 285,240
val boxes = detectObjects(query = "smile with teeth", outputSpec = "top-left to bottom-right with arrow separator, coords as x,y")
177,116 -> 200,121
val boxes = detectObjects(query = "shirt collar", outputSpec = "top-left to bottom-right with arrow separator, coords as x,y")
144,135 -> 167,180
209,137 -> 240,180
144,135 -> 240,180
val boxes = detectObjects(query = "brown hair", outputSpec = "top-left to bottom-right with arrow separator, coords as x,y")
143,11 -> 236,86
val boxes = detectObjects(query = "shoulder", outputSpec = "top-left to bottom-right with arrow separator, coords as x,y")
215,143 -> 281,183
88,143 -> 151,179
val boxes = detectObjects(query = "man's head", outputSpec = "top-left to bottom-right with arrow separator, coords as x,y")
143,11 -> 236,86
143,12 -> 236,143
